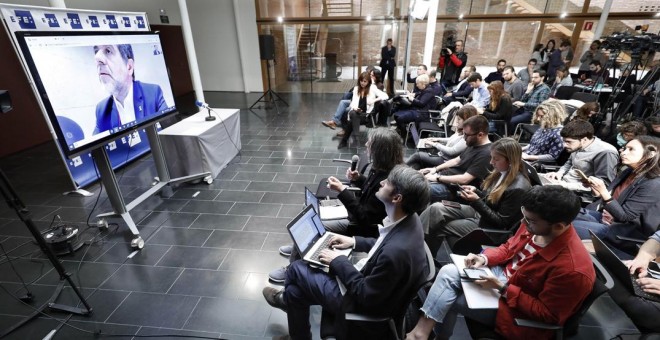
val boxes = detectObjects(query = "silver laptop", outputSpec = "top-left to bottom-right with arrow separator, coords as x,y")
287,205 -> 352,267
305,187 -> 348,221
590,231 -> 660,303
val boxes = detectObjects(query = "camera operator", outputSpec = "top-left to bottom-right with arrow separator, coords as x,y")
437,39 -> 467,93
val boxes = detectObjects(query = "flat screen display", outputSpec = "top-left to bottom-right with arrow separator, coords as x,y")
14,31 -> 177,157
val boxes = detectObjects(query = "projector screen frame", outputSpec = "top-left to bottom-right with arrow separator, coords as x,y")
14,30 -> 178,159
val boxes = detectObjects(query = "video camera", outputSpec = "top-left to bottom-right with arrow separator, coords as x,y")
600,32 -> 660,56
441,36 -> 457,56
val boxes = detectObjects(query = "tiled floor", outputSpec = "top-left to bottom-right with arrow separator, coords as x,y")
0,92 -> 643,339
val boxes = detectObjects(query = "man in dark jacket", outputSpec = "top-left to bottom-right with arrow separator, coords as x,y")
263,165 -> 430,340
380,38 -> 396,97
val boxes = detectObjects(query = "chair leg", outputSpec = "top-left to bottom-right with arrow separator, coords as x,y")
388,318 -> 399,340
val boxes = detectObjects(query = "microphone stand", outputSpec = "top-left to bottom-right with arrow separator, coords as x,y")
205,106 -> 216,121
0,168 -> 92,338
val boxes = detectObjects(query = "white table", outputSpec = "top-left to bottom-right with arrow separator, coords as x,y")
158,108 -> 241,181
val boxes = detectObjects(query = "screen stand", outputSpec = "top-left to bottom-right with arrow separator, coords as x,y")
93,124 -> 211,249
62,188 -> 94,197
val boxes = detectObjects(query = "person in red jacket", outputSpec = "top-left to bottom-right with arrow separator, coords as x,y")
405,185 -> 596,340
437,39 -> 467,92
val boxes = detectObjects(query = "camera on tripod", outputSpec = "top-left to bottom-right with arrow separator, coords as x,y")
441,36 -> 457,56
601,32 -> 660,56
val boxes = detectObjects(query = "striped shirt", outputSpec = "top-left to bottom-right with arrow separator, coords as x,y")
504,236 -> 546,278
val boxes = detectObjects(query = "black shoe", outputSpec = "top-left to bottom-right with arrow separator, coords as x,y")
263,287 -> 287,313
338,140 -> 348,149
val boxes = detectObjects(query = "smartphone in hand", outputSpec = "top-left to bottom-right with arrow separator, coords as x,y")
464,268 -> 488,280
574,169 -> 589,181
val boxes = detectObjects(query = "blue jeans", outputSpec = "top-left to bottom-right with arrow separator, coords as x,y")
429,182 -> 455,203
421,264 -> 504,338
333,99 -> 351,125
509,110 -> 533,133
573,209 -> 607,240
284,260 -> 343,340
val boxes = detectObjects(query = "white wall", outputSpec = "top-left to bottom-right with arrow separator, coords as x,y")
186,0 -> 262,92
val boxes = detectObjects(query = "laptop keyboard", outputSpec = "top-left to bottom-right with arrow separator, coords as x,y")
631,276 -> 660,302
319,199 -> 341,207
310,237 -> 334,262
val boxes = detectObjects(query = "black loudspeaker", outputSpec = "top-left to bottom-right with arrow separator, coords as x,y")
258,35 -> 275,60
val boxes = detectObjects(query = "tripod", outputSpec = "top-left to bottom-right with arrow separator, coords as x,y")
0,168 -> 92,338
250,59 -> 288,114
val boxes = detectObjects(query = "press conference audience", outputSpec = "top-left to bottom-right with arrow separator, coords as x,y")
517,58 -> 537,84
544,119 -> 619,192
573,136 -> 660,259
612,120 -> 647,149
406,185 -> 595,340
442,65 -> 476,105
421,115 -> 492,202
393,74 -> 437,134
268,128 -> 403,284
420,137 -> 531,255
521,99 -> 567,163
263,165 -> 430,340
550,64 -> 573,97
406,105 -> 478,170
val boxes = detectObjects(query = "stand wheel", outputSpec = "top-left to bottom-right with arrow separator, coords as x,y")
204,176 -> 213,184
130,236 -> 145,249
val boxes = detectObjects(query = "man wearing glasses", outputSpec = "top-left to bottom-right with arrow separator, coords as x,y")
405,185 -> 595,340
421,115 -> 492,202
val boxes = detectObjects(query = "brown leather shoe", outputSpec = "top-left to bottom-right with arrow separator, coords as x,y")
322,120 -> 337,130
336,130 -> 345,137
263,287 -> 287,313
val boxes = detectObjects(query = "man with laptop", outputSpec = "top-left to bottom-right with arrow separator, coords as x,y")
592,230 -> 660,333
263,166 -> 430,340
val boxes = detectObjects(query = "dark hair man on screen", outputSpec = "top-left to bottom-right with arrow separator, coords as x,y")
93,44 -> 168,134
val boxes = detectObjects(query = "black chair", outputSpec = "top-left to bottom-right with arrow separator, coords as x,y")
571,91 -> 599,103
321,243 -> 437,340
465,254 -> 614,340
415,103 -> 459,142
555,85 -> 580,100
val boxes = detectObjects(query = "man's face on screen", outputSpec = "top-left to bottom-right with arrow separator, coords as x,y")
94,45 -> 133,98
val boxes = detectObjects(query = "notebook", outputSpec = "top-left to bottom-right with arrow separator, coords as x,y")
590,231 -> 660,303
288,205 -> 352,267
304,187 -> 348,221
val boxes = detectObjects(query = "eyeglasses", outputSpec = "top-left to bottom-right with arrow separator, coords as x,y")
520,206 -> 531,225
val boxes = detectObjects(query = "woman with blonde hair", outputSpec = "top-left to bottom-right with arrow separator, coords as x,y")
420,137 -> 532,255
522,98 -> 567,162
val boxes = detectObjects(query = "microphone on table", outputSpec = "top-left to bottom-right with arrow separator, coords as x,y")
195,100 -> 216,121
350,155 -> 360,172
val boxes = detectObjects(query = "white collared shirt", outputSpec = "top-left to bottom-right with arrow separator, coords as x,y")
354,215 -> 408,271
113,85 -> 136,125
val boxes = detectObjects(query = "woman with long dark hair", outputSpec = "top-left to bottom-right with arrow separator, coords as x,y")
420,137 -> 532,255
574,136 -> 660,257
338,72 -> 388,148
481,81 -> 512,134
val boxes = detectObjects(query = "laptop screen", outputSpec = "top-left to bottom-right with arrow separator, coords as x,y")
289,205 -> 321,254
304,187 -> 319,213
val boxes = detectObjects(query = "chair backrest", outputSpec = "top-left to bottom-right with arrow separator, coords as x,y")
570,91 -> 598,103
562,268 -> 610,336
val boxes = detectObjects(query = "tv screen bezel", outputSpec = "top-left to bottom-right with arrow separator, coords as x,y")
14,30 -> 178,159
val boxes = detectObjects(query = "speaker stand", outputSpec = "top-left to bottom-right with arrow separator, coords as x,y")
250,60 -> 288,115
